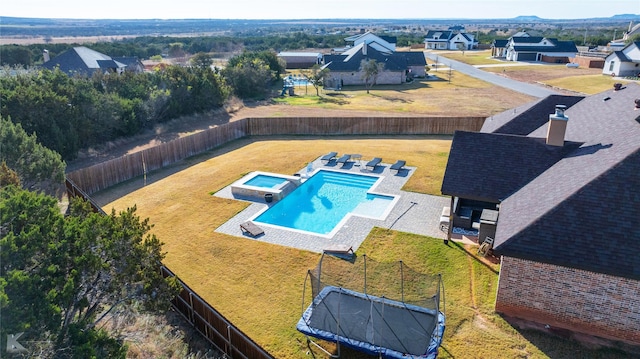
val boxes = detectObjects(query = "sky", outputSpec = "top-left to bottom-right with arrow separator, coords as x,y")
3,0 -> 639,20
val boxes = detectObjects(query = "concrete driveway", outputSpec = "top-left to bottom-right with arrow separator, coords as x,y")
424,52 -> 559,99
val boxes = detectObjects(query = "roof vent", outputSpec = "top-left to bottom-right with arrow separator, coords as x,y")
614,83 -> 623,91
635,98 -> 640,109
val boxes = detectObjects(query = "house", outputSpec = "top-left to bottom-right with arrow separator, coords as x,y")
344,32 -> 396,52
322,42 -> 426,88
112,57 -> 144,73
41,46 -> 127,75
277,52 -> 323,69
602,41 -> 640,77
491,39 -> 508,58
504,36 -> 578,63
441,84 -> 640,348
424,30 -> 477,50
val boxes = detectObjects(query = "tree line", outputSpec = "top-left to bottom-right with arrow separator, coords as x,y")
1,50 -> 285,160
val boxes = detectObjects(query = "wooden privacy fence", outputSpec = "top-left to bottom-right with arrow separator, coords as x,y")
67,115 -> 484,195
64,178 -> 274,359
161,266 -> 274,359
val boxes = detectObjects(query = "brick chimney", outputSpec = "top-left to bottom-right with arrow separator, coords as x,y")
546,105 -> 568,146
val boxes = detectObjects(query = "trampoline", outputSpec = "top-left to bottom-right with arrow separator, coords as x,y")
297,255 -> 445,359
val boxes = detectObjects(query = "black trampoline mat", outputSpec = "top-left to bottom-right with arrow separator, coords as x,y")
308,288 -> 438,355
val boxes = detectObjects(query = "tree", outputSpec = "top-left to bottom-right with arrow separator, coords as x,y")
456,42 -> 466,55
0,117 -> 65,193
190,52 -> 213,69
360,59 -> 385,94
223,57 -> 273,99
301,64 -> 330,96
0,161 -> 21,187
0,187 -> 180,358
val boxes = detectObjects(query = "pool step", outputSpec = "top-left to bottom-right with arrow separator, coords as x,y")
320,172 -> 377,189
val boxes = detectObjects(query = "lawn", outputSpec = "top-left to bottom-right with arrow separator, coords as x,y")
430,49 -> 506,66
274,72 -> 534,117
480,64 -> 623,94
101,137 -> 629,359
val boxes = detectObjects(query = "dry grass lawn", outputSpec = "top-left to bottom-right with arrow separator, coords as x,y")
276,72 -> 534,117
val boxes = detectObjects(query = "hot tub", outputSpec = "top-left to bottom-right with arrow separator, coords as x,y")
230,171 -> 301,202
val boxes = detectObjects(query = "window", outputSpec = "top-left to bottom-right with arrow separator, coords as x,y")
609,61 -> 615,71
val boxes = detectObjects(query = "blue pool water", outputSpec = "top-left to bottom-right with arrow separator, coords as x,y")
254,170 -> 395,235
244,174 -> 288,188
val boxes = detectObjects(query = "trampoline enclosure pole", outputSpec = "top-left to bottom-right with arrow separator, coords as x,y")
400,260 -> 404,303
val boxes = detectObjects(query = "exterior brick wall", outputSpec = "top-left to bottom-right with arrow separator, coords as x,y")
326,70 -> 406,86
496,256 -> 640,345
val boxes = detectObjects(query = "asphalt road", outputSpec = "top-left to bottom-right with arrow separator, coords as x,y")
424,52 -> 559,98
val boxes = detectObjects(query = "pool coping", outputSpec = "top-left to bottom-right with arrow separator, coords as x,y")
214,156 -> 450,253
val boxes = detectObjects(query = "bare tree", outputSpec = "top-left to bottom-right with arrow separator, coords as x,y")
360,59 -> 385,94
302,64 -> 330,96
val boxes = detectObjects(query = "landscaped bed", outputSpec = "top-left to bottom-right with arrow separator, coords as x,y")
100,137 -> 629,359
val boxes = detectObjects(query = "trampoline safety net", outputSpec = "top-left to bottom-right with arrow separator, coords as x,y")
297,254 -> 445,359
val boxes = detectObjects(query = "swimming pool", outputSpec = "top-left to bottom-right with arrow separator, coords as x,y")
253,170 -> 398,236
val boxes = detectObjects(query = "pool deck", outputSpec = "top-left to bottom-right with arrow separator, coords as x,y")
214,157 -> 471,253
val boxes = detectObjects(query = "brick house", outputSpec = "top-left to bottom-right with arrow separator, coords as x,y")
441,84 -> 640,347
322,42 -> 426,88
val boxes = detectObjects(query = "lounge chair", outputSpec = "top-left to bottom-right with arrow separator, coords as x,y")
365,157 -> 382,170
240,221 -> 265,237
323,244 -> 354,259
320,151 -> 338,163
336,154 -> 351,167
390,160 -> 406,173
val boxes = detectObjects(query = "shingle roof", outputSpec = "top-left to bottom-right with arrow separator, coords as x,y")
323,43 -> 416,72
493,83 -> 640,279
425,30 -> 453,40
441,131 -> 581,203
610,50 -> 631,62
492,40 -> 508,48
481,95 -> 585,135
513,44 -> 578,53
42,46 -> 125,75
511,36 -> 544,43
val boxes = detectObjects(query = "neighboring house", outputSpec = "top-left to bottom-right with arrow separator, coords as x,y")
424,30 -> 477,50
441,84 -> 640,348
344,32 -> 396,52
277,52 -> 323,69
322,42 -> 426,88
504,36 -> 578,62
491,39 -> 508,57
602,41 -> 640,77
41,46 -> 127,75
112,57 -> 144,73
607,21 -> 640,50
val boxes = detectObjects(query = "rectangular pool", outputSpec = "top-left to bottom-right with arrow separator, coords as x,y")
253,170 -> 398,236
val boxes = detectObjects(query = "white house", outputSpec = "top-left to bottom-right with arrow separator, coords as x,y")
603,41 -> 640,77
505,37 -> 578,62
424,30 -> 477,50
344,32 -> 396,52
